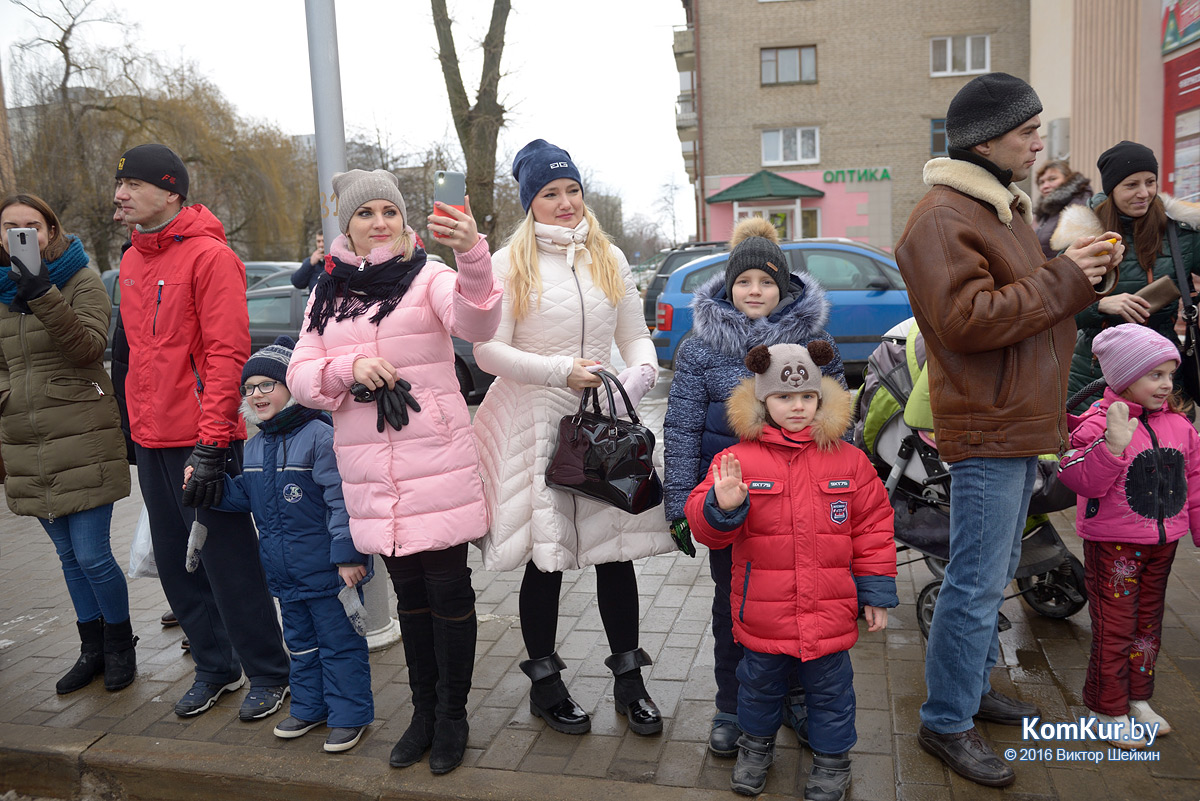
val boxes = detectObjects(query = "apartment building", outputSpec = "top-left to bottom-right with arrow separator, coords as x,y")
675,0 -> 1031,248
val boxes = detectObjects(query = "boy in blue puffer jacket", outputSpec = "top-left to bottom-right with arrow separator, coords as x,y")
186,336 -> 373,753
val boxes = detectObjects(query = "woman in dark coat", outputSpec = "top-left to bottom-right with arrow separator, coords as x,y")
1033,160 -> 1092,259
0,193 -> 133,695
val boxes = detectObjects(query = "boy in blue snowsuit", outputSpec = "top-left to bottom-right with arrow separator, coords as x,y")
191,336 -> 374,752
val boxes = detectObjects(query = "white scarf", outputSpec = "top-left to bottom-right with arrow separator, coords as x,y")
534,218 -> 592,270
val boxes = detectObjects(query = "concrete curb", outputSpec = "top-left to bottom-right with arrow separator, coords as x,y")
0,723 -> 736,801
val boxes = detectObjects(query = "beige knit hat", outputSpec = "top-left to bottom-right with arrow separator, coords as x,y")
331,169 -> 407,234
744,341 -> 835,401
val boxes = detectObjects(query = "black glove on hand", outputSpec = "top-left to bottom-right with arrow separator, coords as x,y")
10,254 -> 52,303
182,443 -> 229,508
375,377 -> 421,432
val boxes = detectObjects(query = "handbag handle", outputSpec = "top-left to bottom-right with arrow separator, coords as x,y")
1168,224 -> 1195,326
575,369 -> 642,425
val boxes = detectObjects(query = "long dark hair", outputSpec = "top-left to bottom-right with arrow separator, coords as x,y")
1095,194 -> 1168,278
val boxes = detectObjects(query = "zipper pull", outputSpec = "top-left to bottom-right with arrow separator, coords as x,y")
92,382 -> 105,396
358,257 -> 367,272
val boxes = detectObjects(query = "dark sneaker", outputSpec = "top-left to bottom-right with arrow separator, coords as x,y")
239,685 -> 289,721
324,725 -> 366,753
731,733 -> 775,796
175,678 -> 245,717
273,715 -> 326,739
709,713 -> 741,758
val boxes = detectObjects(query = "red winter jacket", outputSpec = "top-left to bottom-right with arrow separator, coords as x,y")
686,377 -> 897,661
119,205 -> 249,448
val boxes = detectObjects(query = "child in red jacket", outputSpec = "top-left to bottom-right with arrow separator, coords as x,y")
686,342 -> 897,800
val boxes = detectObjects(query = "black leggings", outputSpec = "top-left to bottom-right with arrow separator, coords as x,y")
520,559 -> 640,658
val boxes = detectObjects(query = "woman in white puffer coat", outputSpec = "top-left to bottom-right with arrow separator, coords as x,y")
473,140 -> 672,737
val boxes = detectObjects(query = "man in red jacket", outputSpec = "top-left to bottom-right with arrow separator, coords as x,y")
115,144 -> 289,720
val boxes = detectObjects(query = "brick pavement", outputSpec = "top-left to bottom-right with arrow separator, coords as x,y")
2,380 -> 1200,800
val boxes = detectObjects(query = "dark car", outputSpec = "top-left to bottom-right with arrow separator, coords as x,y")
246,284 -> 495,402
642,241 -> 727,329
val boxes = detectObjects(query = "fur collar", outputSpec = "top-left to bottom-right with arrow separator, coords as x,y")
240,395 -> 298,428
726,375 -> 851,449
1049,193 -> 1200,252
923,157 -> 1033,225
690,272 -> 830,361
1034,173 -> 1092,220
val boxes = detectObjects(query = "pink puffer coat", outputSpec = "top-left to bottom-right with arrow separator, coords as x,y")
287,235 -> 502,556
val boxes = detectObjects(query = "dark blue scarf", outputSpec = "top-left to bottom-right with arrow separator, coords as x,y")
0,236 -> 91,305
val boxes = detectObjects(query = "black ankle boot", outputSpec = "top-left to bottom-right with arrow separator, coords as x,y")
390,602 -> 438,768
604,648 -> 662,735
57,619 -> 105,695
519,653 -> 590,734
731,732 -> 775,796
804,752 -> 851,801
102,618 -> 138,691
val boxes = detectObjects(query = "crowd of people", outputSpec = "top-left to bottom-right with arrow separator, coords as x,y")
1,69 -> 1199,800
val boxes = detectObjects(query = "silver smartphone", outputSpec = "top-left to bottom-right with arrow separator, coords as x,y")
6,228 -> 40,280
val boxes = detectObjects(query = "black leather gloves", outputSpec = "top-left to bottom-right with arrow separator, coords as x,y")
182,443 -> 229,508
9,254 -> 52,303
351,378 -> 422,433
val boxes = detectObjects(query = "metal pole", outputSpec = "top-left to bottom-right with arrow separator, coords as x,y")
304,0 -> 400,651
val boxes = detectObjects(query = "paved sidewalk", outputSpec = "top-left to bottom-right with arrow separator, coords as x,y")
2,381 -> 1200,800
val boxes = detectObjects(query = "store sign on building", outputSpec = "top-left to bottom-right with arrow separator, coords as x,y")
1162,0 -> 1200,54
823,168 -> 892,183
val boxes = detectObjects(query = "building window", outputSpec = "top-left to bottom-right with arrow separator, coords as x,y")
931,119 -> 948,156
679,70 -> 694,93
930,35 -> 989,77
761,46 -> 816,85
762,127 -> 819,166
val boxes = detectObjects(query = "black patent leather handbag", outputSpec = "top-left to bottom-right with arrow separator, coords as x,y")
546,369 -> 664,514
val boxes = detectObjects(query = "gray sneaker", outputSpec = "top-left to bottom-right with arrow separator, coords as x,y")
273,715 -> 326,739
324,725 -> 366,753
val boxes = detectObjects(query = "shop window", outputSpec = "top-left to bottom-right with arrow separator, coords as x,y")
762,127 -> 819,166
931,119 -> 948,156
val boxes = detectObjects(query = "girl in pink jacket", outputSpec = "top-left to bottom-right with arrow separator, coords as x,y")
1058,324 -> 1200,749
287,170 -> 502,775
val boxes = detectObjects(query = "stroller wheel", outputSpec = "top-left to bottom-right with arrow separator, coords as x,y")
916,580 -> 941,639
924,556 -> 948,579
1015,553 -> 1087,619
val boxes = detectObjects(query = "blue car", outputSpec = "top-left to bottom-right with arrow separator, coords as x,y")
650,239 -> 911,380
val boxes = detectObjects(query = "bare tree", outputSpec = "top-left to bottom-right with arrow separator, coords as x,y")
430,0 -> 511,244
0,61 -> 16,194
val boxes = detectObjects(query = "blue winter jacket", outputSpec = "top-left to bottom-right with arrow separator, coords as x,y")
218,414 -> 369,602
663,273 -> 846,521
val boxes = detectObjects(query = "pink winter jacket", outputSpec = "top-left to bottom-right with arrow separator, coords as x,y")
287,235 -> 502,556
1058,388 -> 1200,547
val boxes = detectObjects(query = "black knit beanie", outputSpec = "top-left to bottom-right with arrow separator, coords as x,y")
115,144 -> 189,199
1097,141 -> 1158,196
945,73 -> 1043,149
725,217 -> 789,300
241,336 -> 295,386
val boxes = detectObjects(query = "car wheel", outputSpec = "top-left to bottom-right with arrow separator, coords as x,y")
455,359 -> 472,402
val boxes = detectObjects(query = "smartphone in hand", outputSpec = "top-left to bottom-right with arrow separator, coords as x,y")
6,228 -> 40,280
432,170 -> 466,239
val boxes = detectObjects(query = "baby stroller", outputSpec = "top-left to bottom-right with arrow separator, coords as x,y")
853,319 -> 1087,638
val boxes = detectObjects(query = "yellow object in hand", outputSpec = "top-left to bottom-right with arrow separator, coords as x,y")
1099,237 -> 1118,256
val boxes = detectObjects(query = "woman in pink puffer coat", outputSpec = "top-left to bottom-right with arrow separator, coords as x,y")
288,169 -> 501,775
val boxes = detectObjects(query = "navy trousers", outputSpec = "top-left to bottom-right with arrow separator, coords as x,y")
737,648 -> 856,755
280,593 -> 373,727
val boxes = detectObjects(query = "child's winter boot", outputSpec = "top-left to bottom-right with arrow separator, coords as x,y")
731,732 -> 775,796
1128,700 -> 1171,735
804,751 -> 852,801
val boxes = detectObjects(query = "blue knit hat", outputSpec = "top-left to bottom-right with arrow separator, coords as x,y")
512,139 -> 584,213
242,336 -> 295,386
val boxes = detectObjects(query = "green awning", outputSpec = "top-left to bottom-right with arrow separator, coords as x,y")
706,170 -> 825,203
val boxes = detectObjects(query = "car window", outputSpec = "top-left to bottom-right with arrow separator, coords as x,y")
682,260 -> 727,292
247,295 -> 293,325
254,271 -> 298,290
797,249 -> 886,290
877,259 -> 905,289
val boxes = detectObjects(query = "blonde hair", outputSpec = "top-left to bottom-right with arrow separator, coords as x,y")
503,204 -> 624,321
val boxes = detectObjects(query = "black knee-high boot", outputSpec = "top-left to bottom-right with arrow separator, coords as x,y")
389,585 -> 438,769
427,576 -> 477,775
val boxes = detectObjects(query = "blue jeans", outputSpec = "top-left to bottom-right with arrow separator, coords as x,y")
40,503 -> 129,624
920,456 -> 1037,733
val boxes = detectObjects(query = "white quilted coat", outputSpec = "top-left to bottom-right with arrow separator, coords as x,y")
472,224 -> 674,572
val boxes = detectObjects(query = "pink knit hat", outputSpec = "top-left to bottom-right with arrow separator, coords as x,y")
1092,324 -> 1181,394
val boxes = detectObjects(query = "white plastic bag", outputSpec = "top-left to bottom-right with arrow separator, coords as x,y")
127,505 -> 157,578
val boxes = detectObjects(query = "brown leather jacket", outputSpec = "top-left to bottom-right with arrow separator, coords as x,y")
895,158 -> 1101,463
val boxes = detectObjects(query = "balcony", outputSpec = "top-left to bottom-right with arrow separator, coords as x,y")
676,92 -> 697,130
673,26 -> 694,56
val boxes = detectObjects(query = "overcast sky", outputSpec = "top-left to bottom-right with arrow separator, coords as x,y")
0,0 -> 696,248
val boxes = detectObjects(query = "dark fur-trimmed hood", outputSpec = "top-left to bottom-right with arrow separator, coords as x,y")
726,375 -> 852,448
1034,173 -> 1092,221
690,272 -> 831,361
